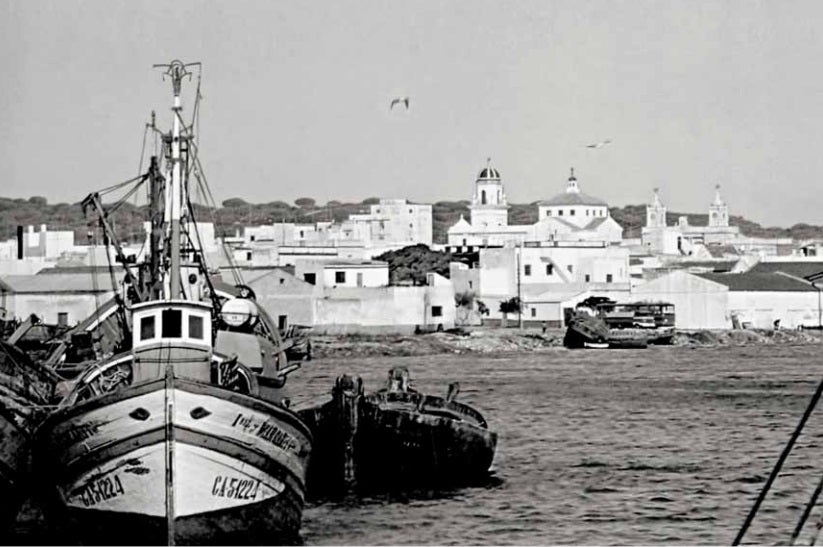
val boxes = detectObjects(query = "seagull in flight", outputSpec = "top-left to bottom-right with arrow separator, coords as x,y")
390,97 -> 410,111
585,139 -> 612,149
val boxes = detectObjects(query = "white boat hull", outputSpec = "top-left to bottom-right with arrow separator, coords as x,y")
37,376 -> 311,545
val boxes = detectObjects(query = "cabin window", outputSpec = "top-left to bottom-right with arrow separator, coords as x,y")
162,309 -> 183,338
188,315 -> 204,340
524,264 -> 532,276
140,315 -> 156,341
335,271 -> 346,284
431,306 -> 443,317
546,264 -> 553,275
606,274 -> 613,283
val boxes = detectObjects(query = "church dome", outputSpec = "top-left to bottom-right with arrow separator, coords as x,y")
539,168 -> 608,207
477,158 -> 501,181
477,167 -> 500,180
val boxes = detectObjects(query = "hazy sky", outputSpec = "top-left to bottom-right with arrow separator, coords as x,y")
2,0 -> 822,227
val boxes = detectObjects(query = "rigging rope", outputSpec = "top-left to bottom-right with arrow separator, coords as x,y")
733,377 -> 823,545
790,472 -> 823,545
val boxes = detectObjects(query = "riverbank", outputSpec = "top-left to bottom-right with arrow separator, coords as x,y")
310,327 -> 823,358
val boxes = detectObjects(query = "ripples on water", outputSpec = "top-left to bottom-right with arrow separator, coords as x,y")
289,345 -> 823,545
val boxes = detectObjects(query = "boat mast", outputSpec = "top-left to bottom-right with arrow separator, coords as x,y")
154,60 -> 198,299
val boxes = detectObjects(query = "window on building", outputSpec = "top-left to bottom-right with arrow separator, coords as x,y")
279,278 -> 285,285
409,209 -> 413,214
140,315 -> 156,341
335,271 -> 346,284
356,272 -> 363,287
188,315 -> 204,339
246,252 -> 252,261
570,209 -> 575,216
468,281 -> 473,289
481,190 -> 487,205
558,210 -> 563,216
546,210 -> 551,217
567,265 -> 574,274
161,309 -> 182,338
546,264 -> 553,275
531,308 -> 536,318
299,230 -> 304,237
584,274 -> 590,282
250,235 -> 256,242
304,273 -> 316,285
524,264 -> 532,276
482,238 -> 488,246
606,274 -> 613,283
409,223 -> 413,228
462,238 -> 467,246
57,312 -> 68,327
431,306 -> 443,317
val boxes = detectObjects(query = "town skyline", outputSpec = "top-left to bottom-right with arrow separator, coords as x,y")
4,1 -> 823,228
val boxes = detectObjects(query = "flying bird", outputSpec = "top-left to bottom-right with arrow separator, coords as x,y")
585,139 -> 612,149
390,97 -> 410,111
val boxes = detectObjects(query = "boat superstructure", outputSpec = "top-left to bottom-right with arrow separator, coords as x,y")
35,60 -> 312,545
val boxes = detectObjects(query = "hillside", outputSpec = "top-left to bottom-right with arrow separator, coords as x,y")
1,195 -> 820,245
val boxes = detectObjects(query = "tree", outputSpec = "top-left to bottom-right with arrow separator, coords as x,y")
361,197 -> 380,205
455,291 -> 475,308
498,297 -> 521,328
222,198 -> 248,208
28,196 -> 48,207
477,300 -> 489,316
295,197 -> 316,209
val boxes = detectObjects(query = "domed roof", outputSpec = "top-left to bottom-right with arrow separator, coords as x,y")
477,158 -> 501,181
539,168 -> 608,207
540,192 -> 608,207
478,167 -> 501,180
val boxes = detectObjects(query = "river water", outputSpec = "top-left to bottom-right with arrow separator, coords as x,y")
289,344 -> 823,545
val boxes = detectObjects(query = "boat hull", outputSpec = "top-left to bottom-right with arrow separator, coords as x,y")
301,389 -> 497,494
36,376 -> 311,545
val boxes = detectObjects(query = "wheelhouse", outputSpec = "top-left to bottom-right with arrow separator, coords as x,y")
132,300 -> 213,349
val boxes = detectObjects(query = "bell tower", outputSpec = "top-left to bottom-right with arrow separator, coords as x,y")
645,188 -> 667,228
708,184 -> 729,227
470,158 -> 509,228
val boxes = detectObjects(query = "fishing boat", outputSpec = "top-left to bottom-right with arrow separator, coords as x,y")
34,60 -> 312,545
299,367 -> 497,495
563,297 -> 674,349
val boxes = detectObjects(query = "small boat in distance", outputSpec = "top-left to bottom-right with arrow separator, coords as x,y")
34,60 -> 312,545
564,297 -> 675,349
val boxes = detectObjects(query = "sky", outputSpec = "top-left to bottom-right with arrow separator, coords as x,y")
2,0 -> 823,227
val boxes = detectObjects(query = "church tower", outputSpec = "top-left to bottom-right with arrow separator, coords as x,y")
470,158 -> 509,228
708,184 -> 729,227
645,188 -> 667,228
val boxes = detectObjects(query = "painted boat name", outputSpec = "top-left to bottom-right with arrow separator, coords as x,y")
231,413 -> 298,452
211,475 -> 261,500
78,474 -> 125,507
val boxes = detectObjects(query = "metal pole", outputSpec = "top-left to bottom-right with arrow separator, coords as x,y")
733,377 -> 823,545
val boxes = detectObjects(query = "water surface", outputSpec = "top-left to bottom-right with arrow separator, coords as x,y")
290,345 -> 823,545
